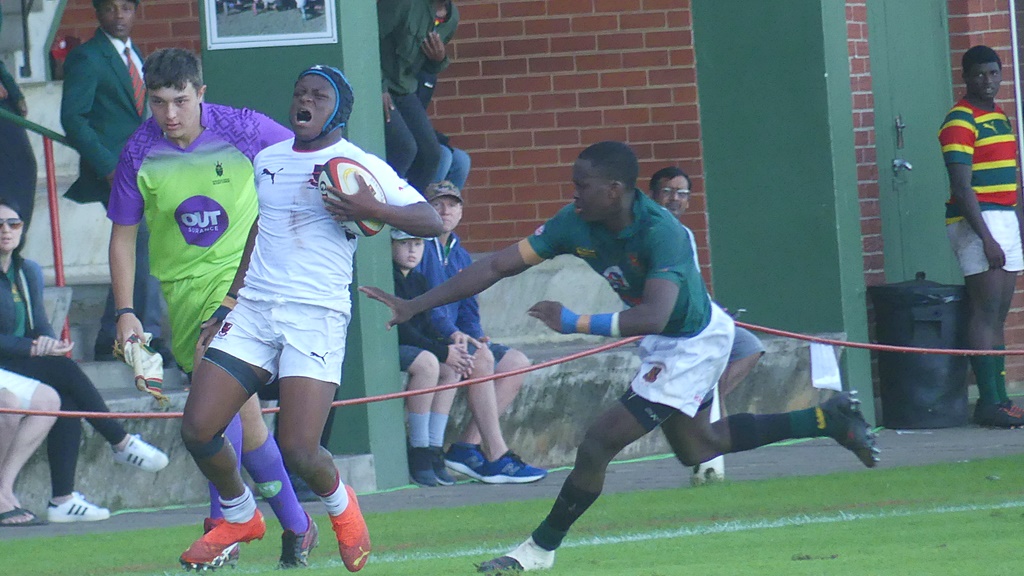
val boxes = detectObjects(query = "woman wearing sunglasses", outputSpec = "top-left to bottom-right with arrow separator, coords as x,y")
0,198 -> 169,524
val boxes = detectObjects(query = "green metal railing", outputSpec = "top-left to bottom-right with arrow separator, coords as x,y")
0,106 -> 67,144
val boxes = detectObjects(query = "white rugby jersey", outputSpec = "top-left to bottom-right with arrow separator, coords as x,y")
242,137 -> 422,311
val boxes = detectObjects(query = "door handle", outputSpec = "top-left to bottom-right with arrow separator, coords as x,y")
892,158 -> 913,175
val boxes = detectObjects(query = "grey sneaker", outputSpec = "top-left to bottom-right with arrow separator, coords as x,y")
430,447 -> 457,486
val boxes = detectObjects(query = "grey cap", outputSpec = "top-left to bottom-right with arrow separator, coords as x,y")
390,228 -> 424,241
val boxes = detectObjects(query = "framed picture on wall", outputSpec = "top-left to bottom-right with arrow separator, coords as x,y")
205,1 -> 337,51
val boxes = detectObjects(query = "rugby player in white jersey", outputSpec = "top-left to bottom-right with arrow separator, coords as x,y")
178,64 -> 443,572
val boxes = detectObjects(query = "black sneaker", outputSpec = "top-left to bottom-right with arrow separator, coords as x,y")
408,447 -> 439,487
279,512 -> 319,568
477,555 -> 524,574
973,400 -> 1024,428
430,447 -> 457,486
818,391 -> 879,468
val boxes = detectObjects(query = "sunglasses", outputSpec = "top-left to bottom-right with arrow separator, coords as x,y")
0,218 -> 23,230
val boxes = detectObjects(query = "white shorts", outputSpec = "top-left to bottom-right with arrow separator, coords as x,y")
946,210 -> 1024,276
209,298 -> 350,385
629,303 -> 735,417
0,368 -> 43,410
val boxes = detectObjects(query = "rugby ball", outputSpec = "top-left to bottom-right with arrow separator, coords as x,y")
318,157 -> 387,237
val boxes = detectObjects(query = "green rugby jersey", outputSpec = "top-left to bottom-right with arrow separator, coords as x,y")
522,191 -> 712,337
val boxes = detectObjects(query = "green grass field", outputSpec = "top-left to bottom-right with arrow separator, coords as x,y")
5,455 -> 1024,575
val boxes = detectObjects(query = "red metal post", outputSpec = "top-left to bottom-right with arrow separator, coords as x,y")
43,137 -> 70,342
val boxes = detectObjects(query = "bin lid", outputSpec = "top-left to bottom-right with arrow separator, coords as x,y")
867,274 -> 965,307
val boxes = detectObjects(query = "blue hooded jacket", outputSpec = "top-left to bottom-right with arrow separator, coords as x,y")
415,232 -> 484,339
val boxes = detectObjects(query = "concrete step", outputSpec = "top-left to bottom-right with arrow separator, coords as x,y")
14,386 -> 377,514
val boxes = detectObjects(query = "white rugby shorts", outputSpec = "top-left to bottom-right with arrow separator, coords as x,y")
209,297 -> 350,385
629,302 -> 735,417
0,368 -> 44,409
947,210 -> 1024,276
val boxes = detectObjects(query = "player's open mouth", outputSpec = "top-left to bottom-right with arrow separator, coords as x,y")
296,110 -> 313,123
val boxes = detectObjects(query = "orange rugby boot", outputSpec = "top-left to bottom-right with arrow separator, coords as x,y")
328,485 -> 371,572
180,510 -> 266,571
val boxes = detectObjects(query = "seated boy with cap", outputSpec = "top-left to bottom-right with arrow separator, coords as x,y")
418,181 -> 547,484
390,228 -> 474,486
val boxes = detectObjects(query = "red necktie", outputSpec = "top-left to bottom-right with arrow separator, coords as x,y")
125,47 -> 144,116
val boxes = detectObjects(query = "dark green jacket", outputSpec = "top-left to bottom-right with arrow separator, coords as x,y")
60,28 -> 144,205
0,12 -> 25,108
378,0 -> 459,96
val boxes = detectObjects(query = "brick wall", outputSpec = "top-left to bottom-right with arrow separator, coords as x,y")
437,0 -> 708,261
946,0 -> 1024,380
846,1 -> 882,290
56,1 -> 1024,378
54,0 -> 202,55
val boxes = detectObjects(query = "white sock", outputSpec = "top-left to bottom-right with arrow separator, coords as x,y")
408,412 -> 430,448
319,475 -> 350,516
428,412 -> 449,447
219,487 -> 256,524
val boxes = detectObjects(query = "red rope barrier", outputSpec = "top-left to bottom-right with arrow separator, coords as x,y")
0,336 -> 642,419
734,320 -> 1021,356
3,319 -> 1019,421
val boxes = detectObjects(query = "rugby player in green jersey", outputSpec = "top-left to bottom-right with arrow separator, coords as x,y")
361,141 -> 879,573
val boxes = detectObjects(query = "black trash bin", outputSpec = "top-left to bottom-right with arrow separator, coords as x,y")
867,274 -> 968,429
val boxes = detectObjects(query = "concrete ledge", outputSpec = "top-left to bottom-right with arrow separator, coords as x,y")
13,366 -> 377,514
444,333 -> 845,469
15,390 -> 198,513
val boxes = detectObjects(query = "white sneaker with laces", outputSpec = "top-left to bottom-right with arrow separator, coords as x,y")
112,434 -> 169,472
506,537 -> 555,571
47,492 -> 111,523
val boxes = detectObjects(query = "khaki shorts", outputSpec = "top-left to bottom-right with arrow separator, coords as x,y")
946,210 -> 1024,276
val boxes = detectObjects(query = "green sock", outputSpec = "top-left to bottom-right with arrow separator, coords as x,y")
971,355 -> 1000,405
788,407 -> 827,438
995,346 -> 1009,403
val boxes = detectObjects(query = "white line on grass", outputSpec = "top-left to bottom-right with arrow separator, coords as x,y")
366,499 -> 1024,566
149,500 -> 1024,574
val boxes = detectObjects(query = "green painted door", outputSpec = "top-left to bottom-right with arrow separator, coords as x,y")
868,0 -> 961,284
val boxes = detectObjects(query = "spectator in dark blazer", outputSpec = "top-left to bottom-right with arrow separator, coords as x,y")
60,0 -> 167,363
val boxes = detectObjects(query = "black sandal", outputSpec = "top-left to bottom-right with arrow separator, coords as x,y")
0,507 -> 47,527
